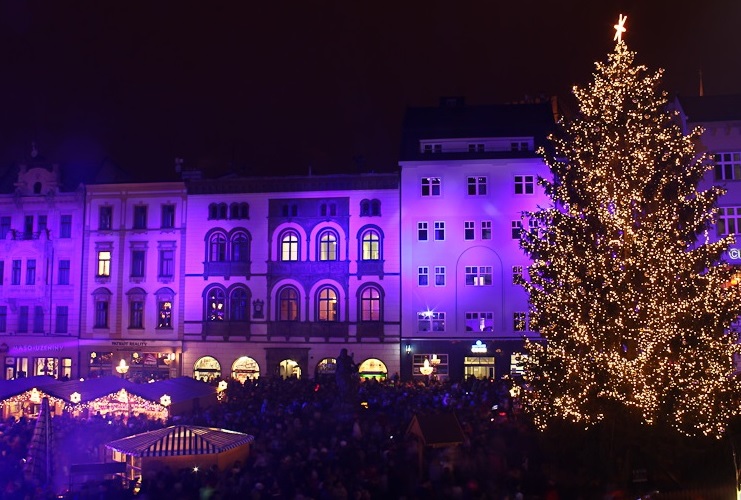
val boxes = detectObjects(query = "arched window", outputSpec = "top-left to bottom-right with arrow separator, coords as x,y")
229,203 -> 240,219
317,286 -> 338,322
362,230 -> 381,261
231,232 -> 249,262
229,287 -> 249,321
208,203 -> 218,220
238,202 -> 249,219
217,203 -> 228,219
209,233 -> 227,262
318,230 -> 337,261
359,200 -> 370,216
155,287 -> 175,329
92,287 -> 112,329
194,356 -> 221,382
360,286 -> 381,321
278,286 -> 299,321
281,231 -> 299,261
206,288 -> 225,321
370,199 -> 381,216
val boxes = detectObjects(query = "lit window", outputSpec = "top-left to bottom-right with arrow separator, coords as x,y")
207,288 -> 225,321
465,266 -> 493,286
360,287 -> 381,321
514,175 -> 535,195
317,287 -> 338,321
158,300 -> 172,328
362,230 -> 380,260
281,231 -> 299,261
319,231 -> 338,261
97,251 -> 111,277
279,287 -> 299,321
417,311 -> 445,332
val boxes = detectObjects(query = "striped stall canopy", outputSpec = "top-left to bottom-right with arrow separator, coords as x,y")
105,425 -> 254,457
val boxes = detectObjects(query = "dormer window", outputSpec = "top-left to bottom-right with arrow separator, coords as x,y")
468,144 -> 484,152
422,144 -> 443,154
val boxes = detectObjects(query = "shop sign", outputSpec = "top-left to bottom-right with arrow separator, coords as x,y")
470,340 -> 488,354
729,248 -> 741,260
15,344 -> 64,353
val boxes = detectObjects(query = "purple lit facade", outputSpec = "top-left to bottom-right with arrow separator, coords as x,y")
0,96 -> 739,382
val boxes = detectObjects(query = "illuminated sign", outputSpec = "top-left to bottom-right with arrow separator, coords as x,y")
471,340 -> 487,354
729,248 -> 741,260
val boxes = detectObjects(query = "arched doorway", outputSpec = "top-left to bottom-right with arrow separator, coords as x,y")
315,357 -> 337,381
193,356 -> 221,382
232,356 -> 260,383
358,358 -> 388,380
278,359 -> 301,379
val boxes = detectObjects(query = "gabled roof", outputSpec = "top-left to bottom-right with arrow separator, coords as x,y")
406,412 -> 466,448
42,376 -> 136,403
0,376 -> 63,400
105,425 -> 254,457
399,100 -> 557,162
677,95 -> 741,123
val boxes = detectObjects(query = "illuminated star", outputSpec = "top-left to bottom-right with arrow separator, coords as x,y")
613,14 -> 627,42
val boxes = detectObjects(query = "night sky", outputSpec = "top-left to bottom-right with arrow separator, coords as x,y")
0,1 -> 738,181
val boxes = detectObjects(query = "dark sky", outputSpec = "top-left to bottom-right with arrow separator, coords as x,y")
0,1 -> 738,181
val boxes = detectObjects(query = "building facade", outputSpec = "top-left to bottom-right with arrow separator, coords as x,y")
398,98 -> 558,381
181,174 -> 401,383
0,153 -> 85,380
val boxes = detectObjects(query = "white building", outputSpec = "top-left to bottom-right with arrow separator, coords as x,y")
0,151 -> 85,379
80,181 -> 187,380
182,173 -> 401,382
398,98 -> 558,380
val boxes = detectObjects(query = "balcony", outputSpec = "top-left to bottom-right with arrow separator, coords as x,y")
268,321 -> 349,341
203,261 -> 251,279
267,260 -> 349,278
357,260 -> 385,278
356,322 -> 384,339
201,320 -> 251,340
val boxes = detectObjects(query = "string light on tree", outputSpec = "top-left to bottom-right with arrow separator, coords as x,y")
518,15 -> 741,438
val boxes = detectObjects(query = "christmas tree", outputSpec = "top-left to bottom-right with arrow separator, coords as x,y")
519,16 -> 741,438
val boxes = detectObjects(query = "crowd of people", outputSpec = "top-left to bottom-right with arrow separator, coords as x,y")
0,375 -> 565,500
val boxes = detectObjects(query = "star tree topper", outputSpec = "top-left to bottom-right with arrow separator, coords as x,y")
613,14 -> 627,42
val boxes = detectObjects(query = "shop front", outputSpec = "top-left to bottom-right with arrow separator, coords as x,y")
1,340 -> 79,380
79,339 -> 181,381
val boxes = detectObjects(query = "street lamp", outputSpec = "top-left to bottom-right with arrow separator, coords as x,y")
115,359 -> 129,378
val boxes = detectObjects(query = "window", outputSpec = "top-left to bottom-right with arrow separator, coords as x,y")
435,266 -> 446,286
156,288 -> 175,329
319,230 -> 338,261
418,266 -> 429,286
97,251 -> 111,277
421,177 -> 441,196
464,221 -> 475,240
18,306 -> 28,333
131,250 -> 145,278
466,312 -> 494,332
209,233 -> 227,262
360,287 -> 381,321
25,259 -> 35,285
281,231 -> 299,261
231,233 -> 249,262
55,306 -> 68,334
434,221 -> 445,241
465,266 -> 493,286
417,222 -> 428,241
417,311 -> 445,332
278,287 -> 299,321
468,144 -> 484,152
318,203 -> 336,217
207,288 -> 226,321
514,175 -> 535,195
467,176 -> 487,195
715,152 -> 741,180
528,218 -> 539,235
11,260 -> 21,285
370,200 -> 381,216
60,215 -> 72,238
422,144 -> 442,153
37,215 -> 47,235
360,200 -> 370,216
0,306 -> 7,332
158,300 -> 172,328
23,216 -> 33,239
0,261 -> 4,285
513,265 -> 524,284
229,288 -> 249,321
481,221 -> 492,240
362,230 -> 380,260
33,306 -> 44,333
282,204 -> 298,217
161,204 -> 175,228
133,206 -> 147,229
718,207 -> 741,236
317,287 -> 338,321
130,301 -> 144,328
58,260 -> 70,285
0,216 -> 10,239
159,249 -> 174,278
99,206 -> 112,230
511,220 -> 523,239
514,312 -> 528,331
95,300 -> 109,328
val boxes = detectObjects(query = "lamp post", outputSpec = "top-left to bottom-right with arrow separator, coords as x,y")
115,359 -> 129,379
